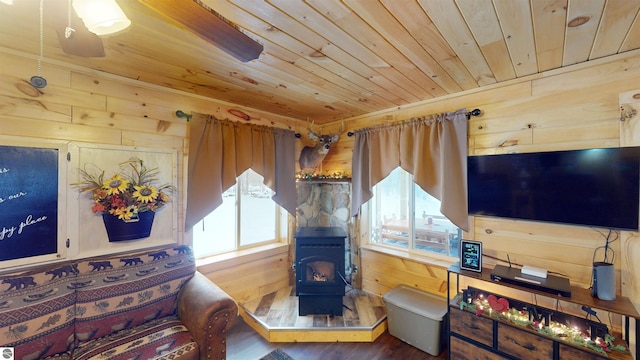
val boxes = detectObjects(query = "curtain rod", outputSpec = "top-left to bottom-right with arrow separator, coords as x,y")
177,108 -> 482,132
346,108 -> 482,137
176,110 -> 192,120
466,108 -> 482,119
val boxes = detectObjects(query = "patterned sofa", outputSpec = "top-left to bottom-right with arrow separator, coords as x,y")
0,244 -> 237,360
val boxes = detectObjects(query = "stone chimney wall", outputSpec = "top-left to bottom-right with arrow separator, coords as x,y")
296,181 -> 353,282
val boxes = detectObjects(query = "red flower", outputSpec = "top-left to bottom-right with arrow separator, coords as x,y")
110,196 -> 126,208
533,320 -> 541,329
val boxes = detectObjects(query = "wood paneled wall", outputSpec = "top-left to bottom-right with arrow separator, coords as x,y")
360,246 -> 451,298
2,47 -> 639,318
196,244 -> 291,304
0,49 -> 305,302
349,51 -> 640,317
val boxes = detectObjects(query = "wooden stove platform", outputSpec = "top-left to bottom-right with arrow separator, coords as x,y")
239,286 -> 387,343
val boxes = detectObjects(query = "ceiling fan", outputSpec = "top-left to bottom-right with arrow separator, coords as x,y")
6,0 -> 133,58
49,1 -> 107,58
138,0 -> 263,62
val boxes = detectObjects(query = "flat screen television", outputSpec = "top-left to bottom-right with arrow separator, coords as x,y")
467,147 -> 640,230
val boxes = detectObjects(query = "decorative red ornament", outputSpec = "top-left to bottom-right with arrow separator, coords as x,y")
229,109 -> 251,121
487,294 -> 510,313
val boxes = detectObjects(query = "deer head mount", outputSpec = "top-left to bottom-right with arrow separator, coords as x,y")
299,121 -> 344,172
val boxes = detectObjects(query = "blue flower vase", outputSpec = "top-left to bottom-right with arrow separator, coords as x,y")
102,211 -> 155,242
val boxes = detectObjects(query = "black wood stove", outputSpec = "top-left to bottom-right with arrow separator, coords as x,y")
294,227 -> 347,316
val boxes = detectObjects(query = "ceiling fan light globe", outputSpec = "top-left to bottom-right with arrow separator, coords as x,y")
72,0 -> 131,36
89,18 -> 131,36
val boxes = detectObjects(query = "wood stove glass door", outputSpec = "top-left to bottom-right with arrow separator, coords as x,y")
306,259 -> 335,283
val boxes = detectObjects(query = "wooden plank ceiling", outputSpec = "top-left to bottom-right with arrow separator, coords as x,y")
1,0 -> 639,124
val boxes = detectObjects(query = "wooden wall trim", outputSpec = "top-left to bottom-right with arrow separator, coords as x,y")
360,244 -> 453,269
197,243 -> 289,273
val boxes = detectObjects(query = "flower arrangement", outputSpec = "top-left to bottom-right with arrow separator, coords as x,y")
75,158 -> 175,222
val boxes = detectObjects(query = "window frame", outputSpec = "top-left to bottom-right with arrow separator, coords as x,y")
192,170 -> 288,259
365,168 -> 461,261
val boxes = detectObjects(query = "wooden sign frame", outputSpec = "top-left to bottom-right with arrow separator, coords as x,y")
67,142 -> 179,259
0,137 -> 180,271
0,136 -> 68,271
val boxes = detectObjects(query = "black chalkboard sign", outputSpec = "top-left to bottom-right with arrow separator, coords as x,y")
0,145 -> 59,261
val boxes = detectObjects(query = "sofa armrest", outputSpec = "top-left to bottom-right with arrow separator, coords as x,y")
177,271 -> 238,360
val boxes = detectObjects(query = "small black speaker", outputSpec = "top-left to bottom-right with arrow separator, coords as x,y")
591,266 -> 597,297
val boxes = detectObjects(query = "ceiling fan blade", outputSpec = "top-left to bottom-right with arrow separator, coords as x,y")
55,28 -> 106,57
138,0 -> 263,62
48,2 -> 106,57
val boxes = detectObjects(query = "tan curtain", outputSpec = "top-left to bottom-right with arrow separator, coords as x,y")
185,113 -> 297,230
351,108 -> 469,231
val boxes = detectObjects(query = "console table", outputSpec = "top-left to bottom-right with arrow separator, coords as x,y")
447,264 -> 639,360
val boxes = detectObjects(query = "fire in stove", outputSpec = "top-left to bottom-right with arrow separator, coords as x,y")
307,261 -> 334,282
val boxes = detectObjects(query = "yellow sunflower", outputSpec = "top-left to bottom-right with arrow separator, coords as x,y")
113,205 -> 137,220
103,175 -> 129,195
133,185 -> 159,203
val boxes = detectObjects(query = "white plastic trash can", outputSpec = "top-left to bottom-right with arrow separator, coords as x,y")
382,284 -> 448,356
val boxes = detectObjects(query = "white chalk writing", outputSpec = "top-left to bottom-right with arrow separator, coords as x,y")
0,226 -> 16,240
0,168 -> 10,203
0,191 -> 27,205
0,214 -> 47,240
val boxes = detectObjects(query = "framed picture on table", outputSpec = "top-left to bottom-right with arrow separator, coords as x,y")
460,240 -> 482,272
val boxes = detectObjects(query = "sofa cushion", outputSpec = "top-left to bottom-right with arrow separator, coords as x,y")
74,245 -> 195,343
0,262 -> 78,359
71,316 -> 198,360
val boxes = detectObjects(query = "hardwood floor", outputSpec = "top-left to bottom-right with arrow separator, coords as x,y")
226,316 -> 448,360
242,286 -> 386,329
240,286 -> 387,342
228,286 -> 449,359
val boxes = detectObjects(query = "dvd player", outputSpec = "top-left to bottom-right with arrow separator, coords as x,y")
490,264 -> 571,297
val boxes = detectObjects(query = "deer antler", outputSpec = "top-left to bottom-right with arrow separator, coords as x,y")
306,118 -> 321,141
306,118 -> 315,132
325,120 -> 344,142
